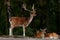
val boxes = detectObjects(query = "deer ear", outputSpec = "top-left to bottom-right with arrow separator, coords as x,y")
40,28 -> 47,31
40,29 -> 43,31
44,28 -> 47,30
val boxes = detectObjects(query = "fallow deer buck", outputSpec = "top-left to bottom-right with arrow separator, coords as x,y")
8,4 -> 36,37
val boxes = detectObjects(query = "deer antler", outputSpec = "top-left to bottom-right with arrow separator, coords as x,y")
31,4 -> 36,14
22,3 -> 26,10
22,3 -> 36,13
32,4 -> 34,10
22,3 -> 30,12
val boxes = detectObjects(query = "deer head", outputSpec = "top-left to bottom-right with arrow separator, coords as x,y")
40,28 -> 46,33
22,3 -> 36,16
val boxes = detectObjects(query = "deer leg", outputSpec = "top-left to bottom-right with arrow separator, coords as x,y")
9,27 -> 13,36
23,26 -> 25,37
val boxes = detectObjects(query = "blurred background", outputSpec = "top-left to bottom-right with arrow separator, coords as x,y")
0,0 -> 59,37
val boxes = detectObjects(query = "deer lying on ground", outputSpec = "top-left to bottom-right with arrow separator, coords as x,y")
34,29 -> 59,39
34,32 -> 59,39
45,32 -> 59,39
34,28 -> 46,38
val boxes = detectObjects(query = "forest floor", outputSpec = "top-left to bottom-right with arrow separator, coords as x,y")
0,35 -> 59,40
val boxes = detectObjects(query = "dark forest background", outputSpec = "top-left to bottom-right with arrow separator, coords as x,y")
0,0 -> 59,36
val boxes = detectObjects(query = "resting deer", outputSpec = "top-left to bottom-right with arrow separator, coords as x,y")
8,3 -> 36,37
34,28 -> 46,38
45,32 -> 59,39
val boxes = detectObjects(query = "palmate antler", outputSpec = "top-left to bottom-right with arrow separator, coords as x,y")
22,3 -> 36,13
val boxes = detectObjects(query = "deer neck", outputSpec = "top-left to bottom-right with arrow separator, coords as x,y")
26,15 -> 34,26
